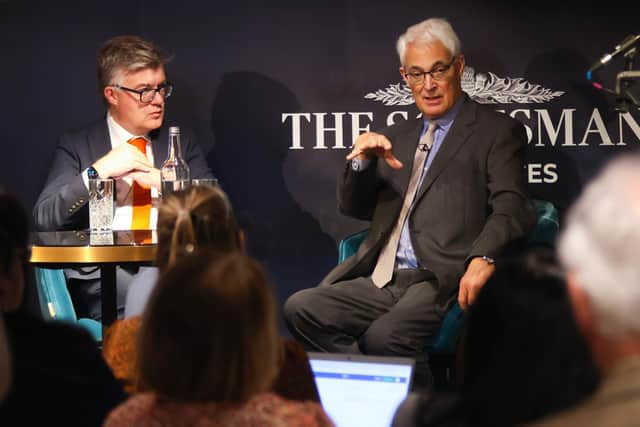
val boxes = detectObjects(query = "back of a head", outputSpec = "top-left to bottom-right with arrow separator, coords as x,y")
138,251 -> 279,403
461,249 -> 598,426
0,192 -> 29,275
155,185 -> 242,272
396,18 -> 461,65
97,35 -> 169,93
0,192 -> 30,314
559,153 -> 640,339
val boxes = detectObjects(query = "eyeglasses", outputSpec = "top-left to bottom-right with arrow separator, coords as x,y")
404,57 -> 458,86
111,82 -> 173,103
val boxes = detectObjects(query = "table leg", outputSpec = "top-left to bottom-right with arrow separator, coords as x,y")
101,264 -> 117,330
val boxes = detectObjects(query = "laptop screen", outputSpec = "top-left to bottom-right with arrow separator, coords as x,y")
307,352 -> 414,427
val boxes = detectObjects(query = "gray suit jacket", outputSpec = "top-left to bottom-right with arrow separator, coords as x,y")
322,96 -> 535,304
33,118 -> 214,231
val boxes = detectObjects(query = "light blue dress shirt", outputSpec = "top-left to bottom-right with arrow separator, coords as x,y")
349,97 -> 465,270
395,98 -> 464,269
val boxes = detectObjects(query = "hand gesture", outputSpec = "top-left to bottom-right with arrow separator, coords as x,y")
92,144 -> 153,179
458,257 -> 496,311
346,132 -> 403,169
127,168 -> 161,191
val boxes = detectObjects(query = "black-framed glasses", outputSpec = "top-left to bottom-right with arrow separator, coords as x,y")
112,82 -> 173,103
404,57 -> 458,86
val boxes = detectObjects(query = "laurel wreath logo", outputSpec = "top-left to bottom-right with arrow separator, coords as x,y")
364,66 -> 564,105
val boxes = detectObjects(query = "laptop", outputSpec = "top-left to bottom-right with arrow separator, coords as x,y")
307,352 -> 415,427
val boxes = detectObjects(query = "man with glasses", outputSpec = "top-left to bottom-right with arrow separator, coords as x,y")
33,35 -> 213,320
285,18 -> 535,388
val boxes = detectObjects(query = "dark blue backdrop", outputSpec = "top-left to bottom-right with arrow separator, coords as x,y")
2,1 -> 638,332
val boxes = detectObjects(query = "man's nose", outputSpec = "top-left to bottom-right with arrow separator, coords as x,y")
422,74 -> 437,90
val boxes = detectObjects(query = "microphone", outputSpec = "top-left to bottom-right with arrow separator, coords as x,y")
587,34 -> 640,80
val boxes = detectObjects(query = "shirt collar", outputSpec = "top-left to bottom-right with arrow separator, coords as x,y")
106,112 -> 147,145
422,95 -> 465,132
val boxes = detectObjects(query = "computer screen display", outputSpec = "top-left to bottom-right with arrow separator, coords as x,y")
307,352 -> 414,427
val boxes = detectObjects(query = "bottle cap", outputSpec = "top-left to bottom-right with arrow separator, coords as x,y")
169,126 -> 180,135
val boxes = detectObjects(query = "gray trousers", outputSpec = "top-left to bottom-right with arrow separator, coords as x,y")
284,269 -> 446,387
66,266 -> 140,321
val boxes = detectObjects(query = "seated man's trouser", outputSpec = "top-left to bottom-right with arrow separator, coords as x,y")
284,268 -> 447,387
65,266 -> 140,321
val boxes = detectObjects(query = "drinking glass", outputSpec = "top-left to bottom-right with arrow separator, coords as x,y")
89,178 -> 114,232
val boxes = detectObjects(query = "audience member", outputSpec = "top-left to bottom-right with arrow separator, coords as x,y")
125,184 -> 242,317
529,154 -> 640,426
103,185 -> 319,402
0,192 -> 126,426
104,251 -> 333,427
393,249 -> 599,427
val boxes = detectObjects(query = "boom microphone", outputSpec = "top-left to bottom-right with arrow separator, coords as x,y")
587,34 -> 640,80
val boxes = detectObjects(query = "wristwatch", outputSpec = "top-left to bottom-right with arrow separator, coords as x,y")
480,255 -> 496,265
87,166 -> 100,179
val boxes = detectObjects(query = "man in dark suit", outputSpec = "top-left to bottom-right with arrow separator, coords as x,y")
33,35 -> 213,319
284,18 -> 535,385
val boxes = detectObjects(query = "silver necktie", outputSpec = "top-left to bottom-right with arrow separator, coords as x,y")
371,122 -> 437,288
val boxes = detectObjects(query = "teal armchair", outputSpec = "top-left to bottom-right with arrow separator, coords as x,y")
34,267 -> 102,343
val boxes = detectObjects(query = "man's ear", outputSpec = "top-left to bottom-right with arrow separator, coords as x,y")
456,54 -> 466,73
566,271 -> 595,340
399,67 -> 409,85
103,86 -> 118,107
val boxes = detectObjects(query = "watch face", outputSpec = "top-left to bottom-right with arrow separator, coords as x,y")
88,166 -> 99,179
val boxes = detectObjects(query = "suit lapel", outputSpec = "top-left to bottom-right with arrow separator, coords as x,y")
87,119 -> 113,163
150,127 -> 167,168
414,97 -> 476,202
386,118 -> 423,197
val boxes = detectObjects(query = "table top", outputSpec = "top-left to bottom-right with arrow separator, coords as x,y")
29,230 -> 157,264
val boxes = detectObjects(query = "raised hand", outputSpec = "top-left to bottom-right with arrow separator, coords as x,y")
346,132 -> 403,169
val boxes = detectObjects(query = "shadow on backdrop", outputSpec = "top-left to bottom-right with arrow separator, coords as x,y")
209,71 -> 337,335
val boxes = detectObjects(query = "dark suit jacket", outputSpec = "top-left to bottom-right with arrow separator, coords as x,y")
322,96 -> 536,304
33,118 -> 214,231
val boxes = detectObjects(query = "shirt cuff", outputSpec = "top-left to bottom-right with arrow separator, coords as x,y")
81,169 -> 90,191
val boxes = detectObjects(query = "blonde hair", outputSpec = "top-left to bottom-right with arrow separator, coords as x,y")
138,251 -> 280,402
155,185 -> 241,272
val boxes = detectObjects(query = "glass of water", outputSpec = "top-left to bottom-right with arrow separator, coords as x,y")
89,178 -> 114,232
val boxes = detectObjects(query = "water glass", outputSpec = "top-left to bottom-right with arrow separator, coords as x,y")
89,178 -> 114,232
